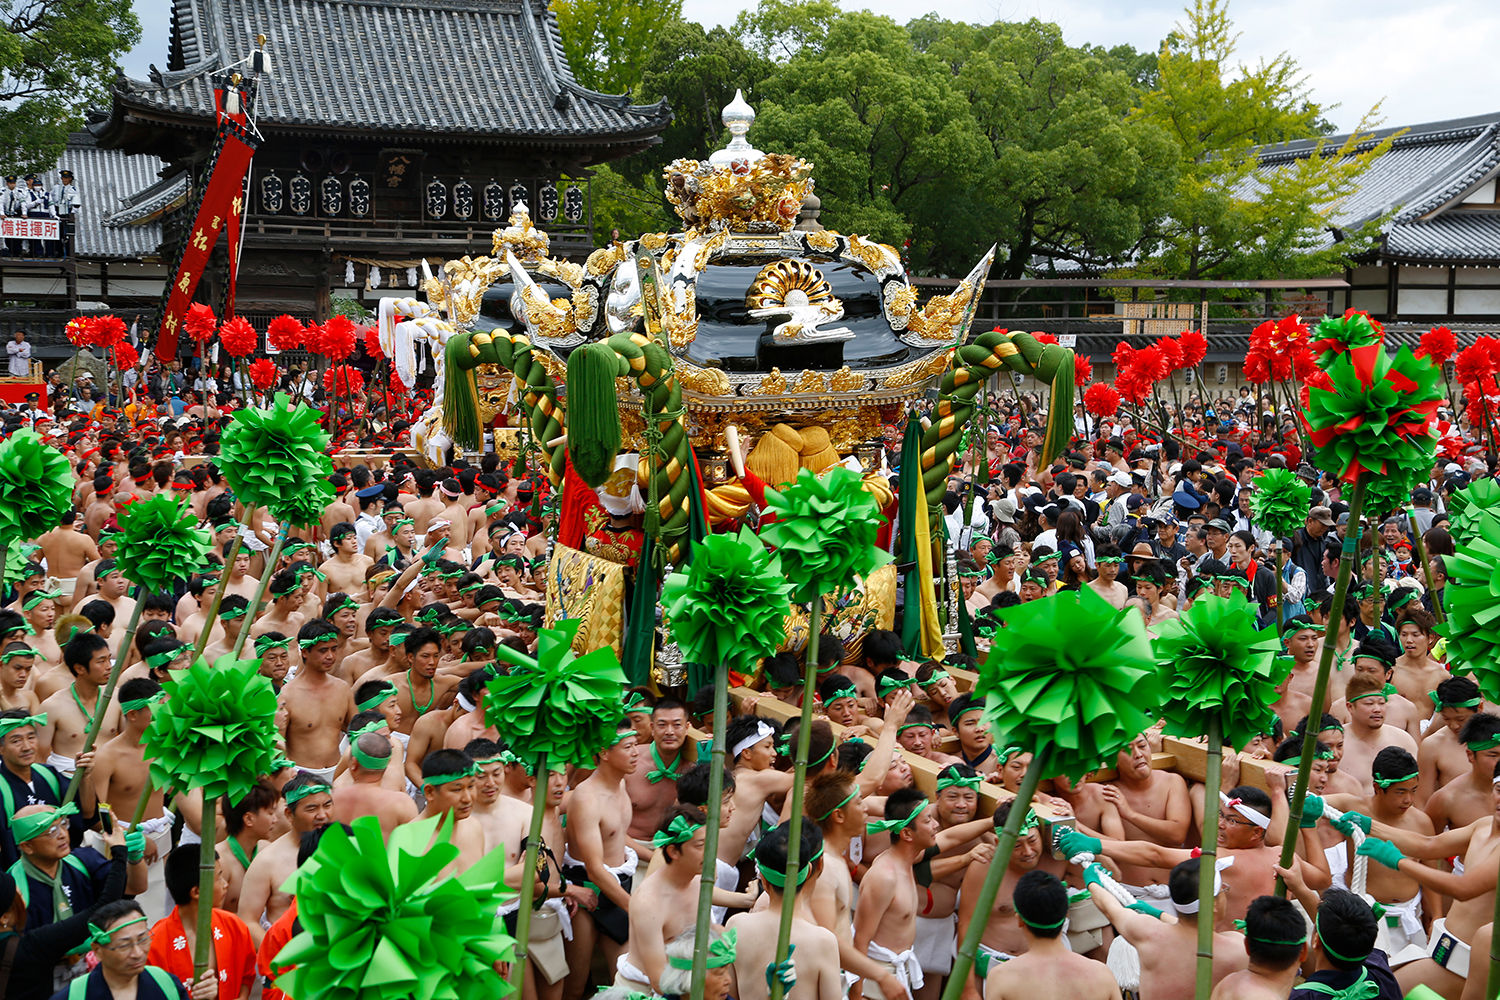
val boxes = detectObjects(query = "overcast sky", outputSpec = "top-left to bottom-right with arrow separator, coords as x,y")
122,0 -> 1497,134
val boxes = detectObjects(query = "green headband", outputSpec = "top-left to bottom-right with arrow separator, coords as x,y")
999,745 -> 1027,763
958,569 -> 985,579
220,602 -> 250,620
918,670 -> 950,689
144,646 -> 187,669
1018,909 -> 1067,931
283,541 -> 314,555
935,773 -> 982,794
1372,770 -> 1419,789
1017,808 -> 1040,835
1430,691 -> 1481,710
1315,912 -> 1373,966
484,501 -> 507,516
651,815 -> 704,850
299,634 -> 337,650
497,749 -> 535,775
459,582 -> 485,595
0,646 -> 37,662
388,630 -> 413,646
757,845 -> 824,889
877,675 -> 916,697
822,683 -> 857,704
120,690 -> 166,713
1466,734 -> 1500,752
1031,551 -> 1062,565
0,711 -> 47,738
952,701 -> 984,723
356,683 -> 398,712
866,799 -> 929,836
1096,556 -> 1123,564
392,518 -> 414,532
13,801 -> 78,842
327,595 -> 358,615
623,691 -> 651,715
1282,746 -> 1336,767
898,721 -> 935,734
22,590 -> 60,611
606,728 -> 637,749
348,719 -> 386,741
88,914 -> 147,947
667,927 -> 737,970
424,763 -> 481,787
1348,689 -> 1390,705
1234,919 -> 1307,947
270,579 -> 301,597
255,635 -> 292,653
352,742 -> 390,771
814,785 -> 858,821
298,565 -> 327,582
284,781 -> 333,805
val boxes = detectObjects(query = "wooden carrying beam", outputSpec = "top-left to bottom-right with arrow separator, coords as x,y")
1162,736 -> 1295,794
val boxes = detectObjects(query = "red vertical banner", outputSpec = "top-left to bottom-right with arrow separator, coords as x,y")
224,176 -> 244,320
156,119 -> 258,359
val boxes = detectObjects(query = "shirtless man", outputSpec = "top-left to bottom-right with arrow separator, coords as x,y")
730,821 -> 842,1000
948,695 -> 998,776
1081,731 -> 1190,897
1209,895 -> 1308,1000
1272,619 -> 1319,732
39,631 -> 119,777
719,715 -> 794,863
896,707 -> 962,769
278,620 -> 350,783
248,571 -> 306,641
417,748 -> 487,874
330,732 -> 417,836
1084,549 -> 1128,610
615,806 -> 711,991
254,633 -> 293,692
221,781 -> 280,914
202,596 -> 250,663
390,626 -> 456,736
1425,713 -> 1500,833
564,723 -> 641,973
1340,675 -> 1419,793
466,738 -> 534,864
443,671 -> 498,749
403,474 -> 445,537
0,643 -> 43,713
436,478 -> 473,549
1086,856 -> 1247,998
855,787 -> 940,1000
1321,746 -> 1436,965
984,871 -> 1119,1000
1420,679 -> 1485,802
624,697 -> 691,842
342,606 -> 401,680
37,512 -> 97,597
955,799 -> 1049,998
1392,608 -> 1450,711
1348,763 -> 1500,999
91,677 -> 167,864
806,772 -> 911,1000
319,523 -> 373,599
238,770 -> 333,947
1331,633 -> 1424,741
919,764 -> 997,998
223,546 -> 261,601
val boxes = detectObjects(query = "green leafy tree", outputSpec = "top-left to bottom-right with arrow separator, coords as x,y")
1132,0 -> 1394,280
731,0 -> 840,60
551,0 -> 683,96
0,0 -> 141,173
588,164 -> 674,246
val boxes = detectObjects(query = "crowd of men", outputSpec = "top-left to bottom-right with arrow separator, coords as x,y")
0,372 -> 1494,1000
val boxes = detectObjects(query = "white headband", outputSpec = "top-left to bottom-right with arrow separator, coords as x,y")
456,692 -> 477,714
426,519 -> 451,535
1169,856 -> 1233,914
1219,791 -> 1270,829
731,721 -> 775,759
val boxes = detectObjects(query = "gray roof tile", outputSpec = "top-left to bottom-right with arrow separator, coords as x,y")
111,0 -> 670,142
1386,213 -> 1500,263
42,133 -> 169,260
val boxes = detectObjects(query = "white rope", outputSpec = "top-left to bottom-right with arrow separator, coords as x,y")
1318,802 -> 1368,894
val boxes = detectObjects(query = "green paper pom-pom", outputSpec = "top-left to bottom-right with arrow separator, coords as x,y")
275,815 -> 516,1000
274,475 -> 335,529
483,619 -> 629,768
0,430 -> 74,549
1300,346 -> 1441,485
218,394 -> 333,510
1446,479 -> 1500,547
1150,592 -> 1288,750
114,494 -> 215,595
663,527 -> 790,671
1311,311 -> 1384,369
761,466 -> 892,604
1436,515 -> 1500,703
1362,461 -> 1426,521
973,587 -> 1163,781
1248,468 -> 1312,542
3,544 -> 41,585
143,655 -> 282,802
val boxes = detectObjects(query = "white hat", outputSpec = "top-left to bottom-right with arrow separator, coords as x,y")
1109,470 -> 1131,487
598,453 -> 644,517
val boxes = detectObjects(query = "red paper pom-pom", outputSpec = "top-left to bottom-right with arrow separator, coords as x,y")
1156,337 -> 1182,372
219,316 -> 258,357
1073,355 -> 1093,386
318,315 -> 357,360
1084,381 -> 1120,416
184,303 -> 217,342
248,358 -> 280,391
1454,341 -> 1496,386
1131,345 -> 1169,381
1111,341 -> 1136,371
323,364 -> 364,395
361,325 -> 384,361
1032,332 -> 1058,345
92,315 -> 127,348
301,323 -> 325,356
1416,326 -> 1458,365
65,317 -> 93,347
266,314 -> 304,352
113,342 -> 139,369
1114,363 -> 1155,406
1178,329 -> 1207,368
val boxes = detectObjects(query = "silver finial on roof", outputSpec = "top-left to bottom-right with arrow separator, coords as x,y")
708,89 -> 763,167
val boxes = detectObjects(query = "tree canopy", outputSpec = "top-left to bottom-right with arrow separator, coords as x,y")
0,0 -> 141,173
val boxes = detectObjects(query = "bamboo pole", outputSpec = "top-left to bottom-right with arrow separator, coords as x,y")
508,752 -> 549,992
231,527 -> 287,659
1193,716 -> 1223,1000
1275,476 -> 1366,892
1408,513 -> 1442,624
689,665 -> 730,1000
193,795 -> 218,980
60,598 -> 145,807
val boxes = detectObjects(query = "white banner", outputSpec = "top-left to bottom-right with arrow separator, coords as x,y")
1,217 -> 60,240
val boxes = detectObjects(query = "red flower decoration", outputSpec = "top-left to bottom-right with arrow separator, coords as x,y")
65,317 -> 93,347
248,358 -> 280,391
266,314 -> 304,352
1083,381 -> 1120,416
323,364 -> 364,396
302,322 -> 325,356
92,315 -> 127,349
1032,332 -> 1058,345
1132,344 -> 1169,381
318,315 -> 357,360
113,342 -> 139,369
1111,341 -> 1136,371
361,325 -> 384,361
1416,326 -> 1457,365
1454,341 -> 1496,386
184,303 -> 217,343
1114,364 -> 1155,406
219,316 -> 258,357
1073,355 -> 1093,386
1156,337 -> 1182,372
1178,330 -> 1207,368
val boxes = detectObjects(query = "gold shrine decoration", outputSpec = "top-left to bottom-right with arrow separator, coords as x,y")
662,153 -> 812,232
542,543 -> 626,659
745,259 -> 840,313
